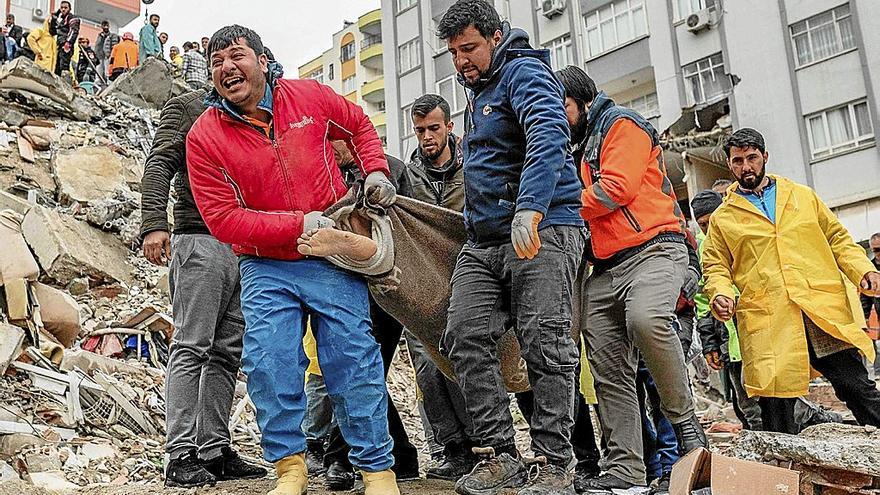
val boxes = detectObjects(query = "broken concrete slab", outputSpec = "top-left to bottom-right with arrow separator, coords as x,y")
20,126 -> 58,152
32,283 -> 81,348
0,323 -> 25,374
0,58 -> 101,122
0,210 -> 40,285
52,146 -> 132,205
0,105 -> 30,127
0,191 -> 32,216
730,423 -> 880,477
21,206 -> 131,285
101,57 -> 191,110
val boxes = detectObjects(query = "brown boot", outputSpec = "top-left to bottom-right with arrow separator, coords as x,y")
268,453 -> 307,495
362,469 -> 400,495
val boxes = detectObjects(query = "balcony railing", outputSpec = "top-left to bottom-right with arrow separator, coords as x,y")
360,35 -> 382,51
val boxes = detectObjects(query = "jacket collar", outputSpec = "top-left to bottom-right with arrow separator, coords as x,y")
410,133 -> 462,174
723,175 -> 790,221
584,91 -> 615,137
459,23 -> 549,92
205,60 -> 284,116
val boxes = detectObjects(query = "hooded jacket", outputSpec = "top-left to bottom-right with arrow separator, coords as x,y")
405,134 -> 465,212
460,25 -> 583,247
186,65 -> 389,261
27,20 -> 56,73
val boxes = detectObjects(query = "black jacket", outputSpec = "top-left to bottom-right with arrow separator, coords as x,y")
404,134 -> 465,212
140,89 -> 210,238
6,24 -> 23,44
861,257 -> 880,320
340,154 -> 411,196
49,11 -> 80,46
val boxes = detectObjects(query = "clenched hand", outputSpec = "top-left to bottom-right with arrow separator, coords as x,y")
143,230 -> 171,266
712,295 -> 736,322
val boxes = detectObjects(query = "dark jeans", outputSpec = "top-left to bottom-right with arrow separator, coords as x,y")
56,45 -> 72,76
324,300 -> 419,471
637,361 -> 678,480
442,225 -> 585,465
759,343 -> 880,434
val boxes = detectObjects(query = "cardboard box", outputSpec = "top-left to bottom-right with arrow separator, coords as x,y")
670,448 -> 799,495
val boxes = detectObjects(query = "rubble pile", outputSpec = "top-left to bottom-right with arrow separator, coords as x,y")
0,57 -> 266,492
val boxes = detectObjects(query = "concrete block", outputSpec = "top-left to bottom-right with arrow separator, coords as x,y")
0,322 -> 26,374
0,210 -> 39,285
101,57 -> 191,110
21,206 -> 131,285
32,282 -> 81,348
53,146 -> 131,204
0,57 -> 101,121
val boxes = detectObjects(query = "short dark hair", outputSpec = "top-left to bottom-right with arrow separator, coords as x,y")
60,1 -> 71,8
207,25 -> 264,62
149,14 -> 159,21
437,0 -> 502,40
723,128 -> 766,158
201,36 -> 210,41
6,14 -> 14,21
555,65 -> 597,109
411,94 -> 451,123
711,178 -> 733,189
101,19 -> 110,26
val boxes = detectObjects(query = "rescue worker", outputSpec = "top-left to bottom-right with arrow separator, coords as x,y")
703,127 -> 880,434
438,1 -> 586,493
186,25 -> 399,495
27,18 -> 57,73
108,32 -> 138,80
49,1 -> 79,76
138,14 -> 161,63
556,65 -> 705,494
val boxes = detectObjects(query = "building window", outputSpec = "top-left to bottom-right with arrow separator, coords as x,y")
398,0 -> 417,12
544,35 -> 573,71
401,103 -> 415,136
342,76 -> 357,95
806,99 -> 874,160
584,0 -> 648,58
341,42 -> 356,62
398,39 -> 421,74
621,93 -> 659,118
328,63 -> 335,81
791,4 -> 854,68
303,68 -> 323,84
377,101 -> 386,112
675,0 -> 716,21
682,53 -> 729,106
436,75 -> 468,114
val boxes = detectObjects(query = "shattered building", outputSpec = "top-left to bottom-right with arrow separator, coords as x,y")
381,0 -> 880,241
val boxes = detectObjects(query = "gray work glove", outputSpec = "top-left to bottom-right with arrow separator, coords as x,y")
302,211 -> 335,232
364,171 -> 396,207
682,265 -> 701,300
511,209 -> 544,260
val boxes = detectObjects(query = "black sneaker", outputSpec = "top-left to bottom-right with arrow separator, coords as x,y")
577,473 -> 644,494
427,445 -> 478,481
573,466 -> 600,493
518,462 -> 575,495
201,446 -> 268,481
455,447 -> 527,495
325,460 -> 355,491
165,450 -> 216,488
648,472 -> 670,495
306,439 -> 326,475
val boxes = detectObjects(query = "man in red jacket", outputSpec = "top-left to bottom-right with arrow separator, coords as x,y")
186,25 -> 399,495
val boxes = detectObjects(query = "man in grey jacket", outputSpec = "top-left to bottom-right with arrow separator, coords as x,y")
94,20 -> 119,82
140,89 -> 266,488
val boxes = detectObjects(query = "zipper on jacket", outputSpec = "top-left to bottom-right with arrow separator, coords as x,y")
271,138 -> 295,211
621,206 -> 642,233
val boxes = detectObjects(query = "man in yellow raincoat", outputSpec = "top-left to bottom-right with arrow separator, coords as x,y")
702,127 -> 880,434
26,19 -> 56,73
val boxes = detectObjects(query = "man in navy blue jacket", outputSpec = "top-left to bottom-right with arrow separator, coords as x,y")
437,2 -> 585,494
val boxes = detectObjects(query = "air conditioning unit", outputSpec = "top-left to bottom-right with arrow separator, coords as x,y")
32,7 -> 47,21
686,8 -> 713,33
542,0 -> 565,19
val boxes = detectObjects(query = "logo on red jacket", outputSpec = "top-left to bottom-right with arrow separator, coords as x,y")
289,116 -> 316,129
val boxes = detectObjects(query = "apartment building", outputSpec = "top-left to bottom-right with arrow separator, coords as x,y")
298,8 -> 387,146
381,0 -> 880,241
4,0 -> 140,42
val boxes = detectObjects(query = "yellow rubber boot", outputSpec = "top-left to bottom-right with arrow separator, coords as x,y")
362,469 -> 400,495
267,453 -> 307,495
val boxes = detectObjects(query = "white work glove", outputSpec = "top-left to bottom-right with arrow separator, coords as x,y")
302,211 -> 335,232
511,209 -> 544,260
364,171 -> 396,207
681,266 -> 701,300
